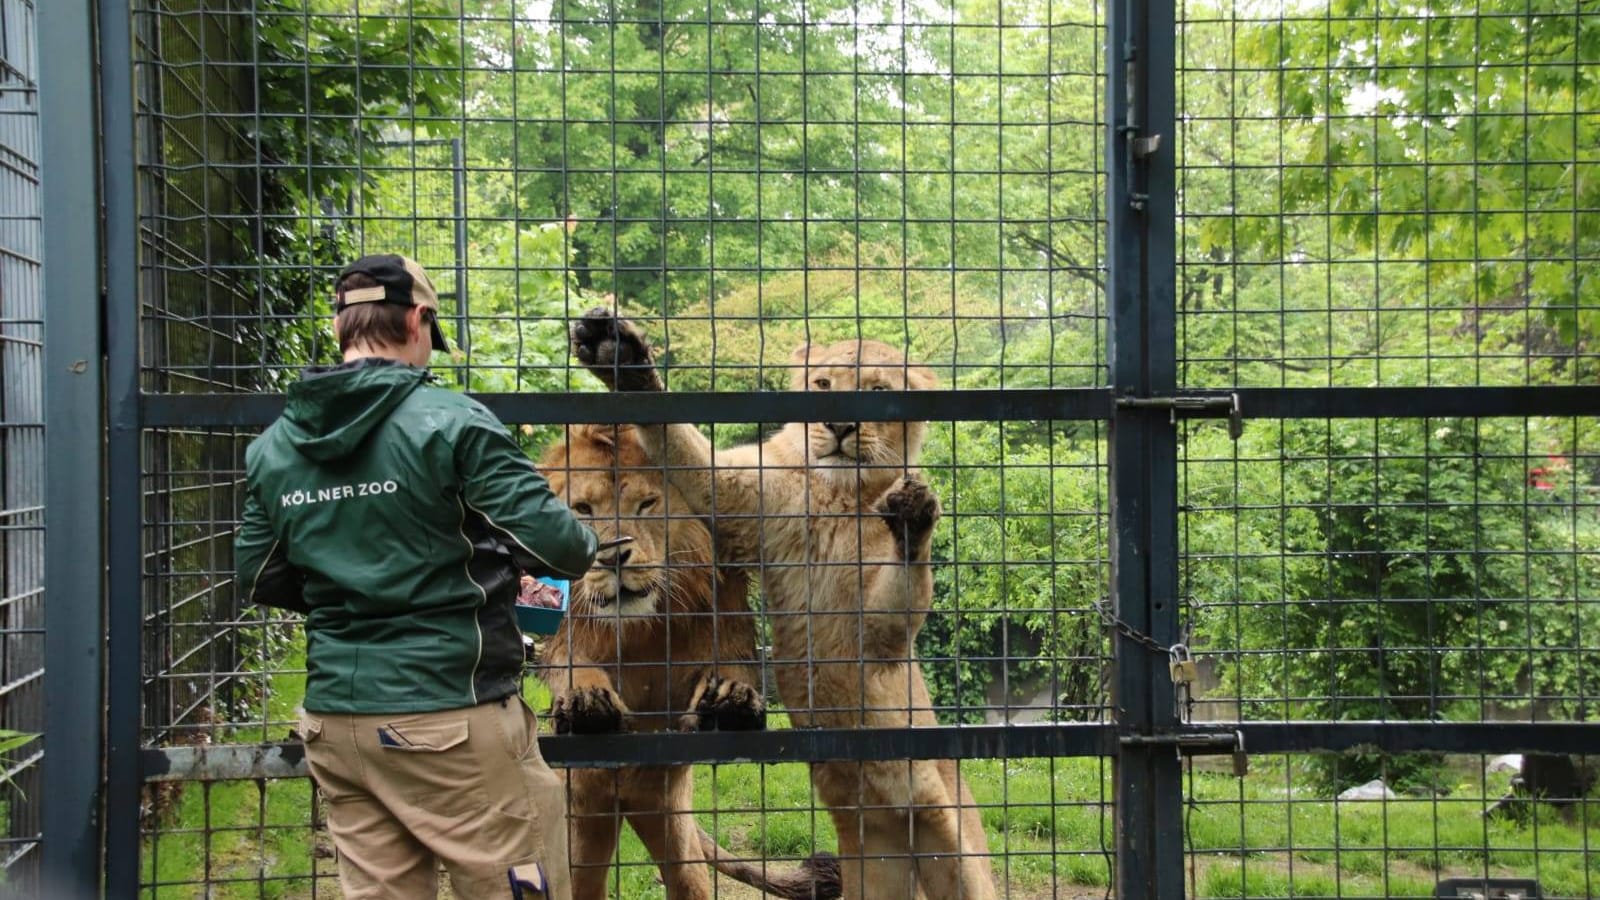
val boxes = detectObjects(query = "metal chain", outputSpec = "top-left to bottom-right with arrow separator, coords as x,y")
1091,598 -> 1168,654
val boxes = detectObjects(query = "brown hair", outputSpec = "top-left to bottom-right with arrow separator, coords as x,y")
335,272 -> 432,353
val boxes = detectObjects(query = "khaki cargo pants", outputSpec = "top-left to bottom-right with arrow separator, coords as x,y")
300,696 -> 570,900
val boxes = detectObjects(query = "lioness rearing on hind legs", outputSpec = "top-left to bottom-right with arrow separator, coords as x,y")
572,309 -> 997,900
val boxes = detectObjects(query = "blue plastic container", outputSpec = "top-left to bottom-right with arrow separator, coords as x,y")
513,577 -> 569,635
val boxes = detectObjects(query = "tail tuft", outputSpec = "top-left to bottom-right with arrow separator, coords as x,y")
699,827 -> 841,900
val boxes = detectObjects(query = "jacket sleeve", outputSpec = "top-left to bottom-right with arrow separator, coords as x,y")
456,409 -> 599,579
235,486 -> 309,613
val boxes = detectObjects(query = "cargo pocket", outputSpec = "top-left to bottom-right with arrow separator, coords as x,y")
296,711 -> 352,803
296,710 -> 323,744
377,717 -> 490,818
377,718 -> 472,753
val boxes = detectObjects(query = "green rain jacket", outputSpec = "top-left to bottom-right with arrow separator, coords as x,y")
234,358 -> 597,713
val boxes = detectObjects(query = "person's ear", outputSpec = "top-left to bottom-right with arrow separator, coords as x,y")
407,305 -> 426,344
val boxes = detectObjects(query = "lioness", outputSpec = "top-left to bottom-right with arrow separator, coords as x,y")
537,423 -> 838,900
572,312 -> 997,900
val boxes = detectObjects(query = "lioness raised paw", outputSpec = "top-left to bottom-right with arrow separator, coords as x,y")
551,685 -> 630,735
877,476 -> 941,561
571,307 -> 662,392
680,675 -> 766,732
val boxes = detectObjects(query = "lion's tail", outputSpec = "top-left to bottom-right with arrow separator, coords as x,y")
698,826 -> 841,900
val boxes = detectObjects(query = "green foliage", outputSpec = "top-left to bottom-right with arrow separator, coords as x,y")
0,730 -> 37,800
452,0 -> 1100,321
242,0 -> 465,383
1184,414 -> 1600,788
1171,1 -> 1600,783
1201,0 -> 1600,368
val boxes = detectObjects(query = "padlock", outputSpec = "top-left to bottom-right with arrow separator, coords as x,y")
1231,729 -> 1249,777
1168,644 -> 1198,685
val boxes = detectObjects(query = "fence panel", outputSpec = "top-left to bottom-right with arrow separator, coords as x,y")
1172,0 -> 1600,896
63,0 -> 1600,898
0,0 -> 41,891
125,2 -> 1125,899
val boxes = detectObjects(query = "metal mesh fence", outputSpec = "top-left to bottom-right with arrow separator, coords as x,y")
1174,0 -> 1599,389
1169,0 -> 1600,895
77,0 -> 1600,898
0,0 -> 41,891
135,0 -> 264,752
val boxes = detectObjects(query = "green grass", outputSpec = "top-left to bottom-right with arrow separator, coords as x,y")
1178,758 -> 1599,898
141,666 -> 1600,898
592,753 -> 1599,899
140,641 -> 321,899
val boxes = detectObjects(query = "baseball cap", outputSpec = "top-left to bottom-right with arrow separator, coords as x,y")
334,254 -> 450,352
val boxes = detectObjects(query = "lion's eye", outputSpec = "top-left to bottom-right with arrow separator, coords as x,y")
572,502 -> 593,516
870,383 -> 890,391
636,496 -> 659,515
813,377 -> 831,390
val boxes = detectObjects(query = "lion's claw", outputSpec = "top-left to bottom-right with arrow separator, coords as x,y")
551,685 -> 629,735
682,676 -> 766,732
877,477 -> 940,560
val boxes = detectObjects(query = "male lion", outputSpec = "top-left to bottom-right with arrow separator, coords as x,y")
571,312 -> 997,900
537,423 -> 839,900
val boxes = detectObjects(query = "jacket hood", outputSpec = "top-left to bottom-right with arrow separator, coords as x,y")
280,359 -> 428,462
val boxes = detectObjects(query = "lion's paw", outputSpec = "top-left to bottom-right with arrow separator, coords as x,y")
681,676 -> 766,732
551,685 -> 629,735
877,476 -> 941,560
570,307 -> 661,392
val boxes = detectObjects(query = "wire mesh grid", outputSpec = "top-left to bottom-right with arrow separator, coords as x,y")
1170,0 -> 1600,895
141,0 -> 1108,392
1177,750 -> 1596,900
138,415 -> 1117,897
1175,0 -> 1600,390
130,1 -> 1121,897
111,0 -> 1600,899
1177,411 -> 1600,897
0,0 -> 41,891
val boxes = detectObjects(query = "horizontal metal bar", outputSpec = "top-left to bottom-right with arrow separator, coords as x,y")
140,385 -> 1600,428
143,741 -> 309,782
1227,386 -> 1600,420
1233,722 -> 1600,756
142,725 -> 1118,781
138,721 -> 1600,782
0,841 -> 41,872
140,389 -> 1116,428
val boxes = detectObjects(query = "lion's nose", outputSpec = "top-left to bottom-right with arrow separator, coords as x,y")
595,546 -> 633,568
825,422 -> 857,440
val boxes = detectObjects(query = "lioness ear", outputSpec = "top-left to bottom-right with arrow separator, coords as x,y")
789,343 -> 814,390
568,423 -> 618,451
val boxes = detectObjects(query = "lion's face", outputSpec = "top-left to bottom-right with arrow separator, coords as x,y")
539,425 -> 714,624
789,339 -> 936,478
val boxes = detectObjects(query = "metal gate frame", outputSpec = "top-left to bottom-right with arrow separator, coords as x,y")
36,0 -> 1600,897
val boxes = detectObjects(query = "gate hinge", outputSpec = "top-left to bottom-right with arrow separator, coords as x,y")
1116,392 -> 1243,439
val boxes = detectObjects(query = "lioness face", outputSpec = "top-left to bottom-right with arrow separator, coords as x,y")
542,427 -> 712,623
791,339 -> 936,475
